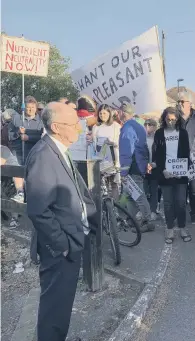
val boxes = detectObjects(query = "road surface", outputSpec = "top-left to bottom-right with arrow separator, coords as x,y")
134,226 -> 195,341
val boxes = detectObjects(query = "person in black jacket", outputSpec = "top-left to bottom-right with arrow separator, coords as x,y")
153,107 -> 191,244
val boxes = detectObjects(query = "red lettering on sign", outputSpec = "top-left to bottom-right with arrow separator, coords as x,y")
25,64 -> 35,72
5,53 -> 14,61
5,61 -> 13,70
6,40 -> 14,52
16,63 -> 23,71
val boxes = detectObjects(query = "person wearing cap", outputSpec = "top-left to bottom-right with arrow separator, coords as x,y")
144,119 -> 158,220
119,103 -> 155,233
37,102 -> 44,117
25,102 -> 97,341
177,92 -> 195,224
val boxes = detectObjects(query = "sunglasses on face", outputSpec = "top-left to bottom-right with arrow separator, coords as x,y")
167,118 -> 176,122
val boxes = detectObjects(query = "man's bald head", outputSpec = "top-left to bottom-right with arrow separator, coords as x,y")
42,102 -> 81,146
44,102 -> 78,125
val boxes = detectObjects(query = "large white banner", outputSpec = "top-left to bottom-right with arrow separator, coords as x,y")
71,26 -> 167,114
1,34 -> 50,77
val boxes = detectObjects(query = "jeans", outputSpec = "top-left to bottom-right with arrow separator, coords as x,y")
144,175 -> 158,213
161,184 -> 187,229
125,174 -> 151,222
189,179 -> 195,216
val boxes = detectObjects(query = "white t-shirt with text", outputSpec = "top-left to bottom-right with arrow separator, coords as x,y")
164,129 -> 179,169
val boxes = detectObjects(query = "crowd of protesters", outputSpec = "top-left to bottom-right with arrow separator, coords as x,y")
1,92 -> 195,341
1,92 -> 195,241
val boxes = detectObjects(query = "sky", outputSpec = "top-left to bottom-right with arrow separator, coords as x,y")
2,0 -> 195,91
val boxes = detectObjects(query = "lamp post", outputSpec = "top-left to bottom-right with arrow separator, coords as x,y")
177,78 -> 184,100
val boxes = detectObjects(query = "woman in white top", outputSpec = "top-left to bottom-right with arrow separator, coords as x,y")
92,104 -> 121,199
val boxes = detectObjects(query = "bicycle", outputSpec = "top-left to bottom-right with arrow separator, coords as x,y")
101,168 -> 141,266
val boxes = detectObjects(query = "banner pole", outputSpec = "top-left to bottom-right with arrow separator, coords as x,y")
21,34 -> 25,164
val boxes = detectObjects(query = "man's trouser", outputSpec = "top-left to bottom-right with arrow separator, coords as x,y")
144,174 -> 158,213
189,179 -> 195,218
125,174 -> 151,222
37,245 -> 81,341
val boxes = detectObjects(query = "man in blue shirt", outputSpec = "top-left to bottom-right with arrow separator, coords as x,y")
119,103 -> 155,232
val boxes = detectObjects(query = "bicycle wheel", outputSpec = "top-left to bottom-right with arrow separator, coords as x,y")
103,198 -> 121,265
114,202 -> 141,247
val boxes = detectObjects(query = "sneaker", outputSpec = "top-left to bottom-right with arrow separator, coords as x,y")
165,229 -> 174,244
9,218 -> 20,229
151,212 -> 157,221
156,203 -> 161,214
11,191 -> 24,203
180,228 -> 192,242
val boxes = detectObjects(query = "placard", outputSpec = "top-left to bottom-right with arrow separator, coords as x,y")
123,175 -> 143,201
98,144 -> 115,173
71,26 -> 166,115
191,152 -> 195,165
69,120 -> 87,160
166,158 -> 188,176
188,165 -> 195,182
1,34 -> 50,77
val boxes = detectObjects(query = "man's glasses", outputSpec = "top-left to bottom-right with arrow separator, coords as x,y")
54,121 -> 80,128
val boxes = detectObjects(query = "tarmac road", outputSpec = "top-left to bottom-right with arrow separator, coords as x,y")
134,225 -> 195,341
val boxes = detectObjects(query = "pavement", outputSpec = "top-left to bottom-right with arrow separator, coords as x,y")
1,213 -> 172,341
132,223 -> 195,341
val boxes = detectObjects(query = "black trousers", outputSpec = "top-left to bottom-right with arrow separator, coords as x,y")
144,175 -> 158,213
161,184 -> 187,229
37,247 -> 81,341
189,179 -> 195,216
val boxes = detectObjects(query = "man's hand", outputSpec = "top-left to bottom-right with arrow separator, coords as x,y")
163,170 -> 173,179
21,134 -> 29,141
63,250 -> 69,257
19,127 -> 26,134
121,175 -> 128,183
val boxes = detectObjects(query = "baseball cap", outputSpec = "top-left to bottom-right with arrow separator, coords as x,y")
121,103 -> 134,115
144,118 -> 157,127
178,92 -> 192,102
38,102 -> 44,110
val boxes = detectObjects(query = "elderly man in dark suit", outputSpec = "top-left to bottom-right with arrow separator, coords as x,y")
25,102 -> 97,341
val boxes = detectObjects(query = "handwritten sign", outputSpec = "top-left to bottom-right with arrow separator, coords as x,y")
187,153 -> 195,181
188,165 -> 195,182
166,158 -> 188,176
71,26 -> 166,115
123,175 -> 143,201
98,144 -> 115,173
1,35 -> 50,77
69,120 -> 87,161
191,152 -> 195,165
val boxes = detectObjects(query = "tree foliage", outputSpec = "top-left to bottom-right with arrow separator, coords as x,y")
1,44 -> 79,111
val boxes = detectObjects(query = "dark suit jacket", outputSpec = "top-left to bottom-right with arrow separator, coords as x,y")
25,134 -> 97,262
